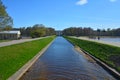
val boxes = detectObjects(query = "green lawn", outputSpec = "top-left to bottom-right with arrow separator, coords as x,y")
64,36 -> 120,73
0,36 -> 55,80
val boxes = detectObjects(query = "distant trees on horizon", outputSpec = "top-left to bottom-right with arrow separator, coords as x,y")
12,25 -> 120,38
63,27 -> 120,37
13,24 -> 56,38
14,26 -> 120,38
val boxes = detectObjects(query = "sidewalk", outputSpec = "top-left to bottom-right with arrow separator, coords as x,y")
71,36 -> 120,47
0,36 -> 50,47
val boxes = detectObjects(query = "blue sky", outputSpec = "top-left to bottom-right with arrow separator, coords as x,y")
2,0 -> 120,30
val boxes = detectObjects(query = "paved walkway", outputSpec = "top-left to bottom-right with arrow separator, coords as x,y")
0,36 -> 50,47
71,36 -> 120,47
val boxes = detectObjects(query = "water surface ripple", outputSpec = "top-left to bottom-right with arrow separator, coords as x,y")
20,37 -> 116,80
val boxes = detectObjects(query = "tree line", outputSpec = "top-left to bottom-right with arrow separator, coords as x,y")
63,27 -> 120,37
13,24 -> 56,38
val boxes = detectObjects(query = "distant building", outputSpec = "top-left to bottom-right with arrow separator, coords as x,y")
56,31 -> 63,36
0,31 -> 21,40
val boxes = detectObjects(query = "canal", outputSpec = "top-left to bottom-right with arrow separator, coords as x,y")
20,37 -> 116,80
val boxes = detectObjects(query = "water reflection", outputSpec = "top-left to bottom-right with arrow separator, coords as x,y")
20,37 -> 116,80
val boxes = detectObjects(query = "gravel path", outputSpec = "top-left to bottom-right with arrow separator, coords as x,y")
71,36 -> 120,47
0,36 -> 50,47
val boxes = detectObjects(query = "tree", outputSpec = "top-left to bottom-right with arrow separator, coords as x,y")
63,27 -> 94,36
30,24 -> 46,38
3,25 -> 12,30
0,0 -> 13,31
46,28 -> 55,36
97,29 -> 101,36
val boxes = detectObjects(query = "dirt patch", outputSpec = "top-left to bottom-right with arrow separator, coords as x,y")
74,46 -> 96,63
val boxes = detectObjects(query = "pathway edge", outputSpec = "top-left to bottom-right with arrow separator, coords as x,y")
77,47 -> 120,79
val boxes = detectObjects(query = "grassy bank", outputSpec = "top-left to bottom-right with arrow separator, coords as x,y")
64,36 -> 120,73
0,36 -> 55,80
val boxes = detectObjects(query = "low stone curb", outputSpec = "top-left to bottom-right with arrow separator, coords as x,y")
80,48 -> 120,79
7,38 -> 55,80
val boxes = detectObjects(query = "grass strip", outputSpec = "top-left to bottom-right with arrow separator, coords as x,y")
0,36 -> 55,80
64,36 -> 120,73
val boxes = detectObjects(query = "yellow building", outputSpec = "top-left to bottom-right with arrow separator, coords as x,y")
0,31 -> 21,40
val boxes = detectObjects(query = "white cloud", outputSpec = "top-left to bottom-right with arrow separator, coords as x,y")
109,0 -> 117,2
76,0 -> 88,5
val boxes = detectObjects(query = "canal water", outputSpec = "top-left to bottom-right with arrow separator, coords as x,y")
20,37 -> 116,80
